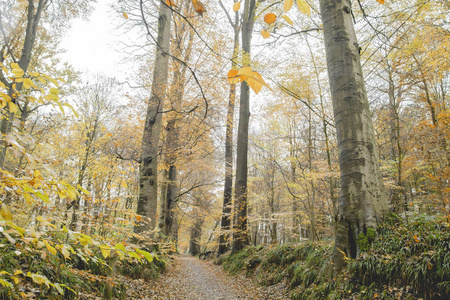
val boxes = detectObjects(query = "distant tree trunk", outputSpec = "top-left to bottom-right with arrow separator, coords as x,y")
319,0 -> 388,270
189,198 -> 204,256
232,0 -> 256,253
135,0 -> 172,234
218,0 -> 240,256
387,67 -> 406,215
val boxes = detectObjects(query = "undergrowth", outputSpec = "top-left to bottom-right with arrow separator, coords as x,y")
219,213 -> 450,300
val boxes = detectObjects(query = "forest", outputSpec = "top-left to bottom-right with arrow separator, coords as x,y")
1,0 -> 450,299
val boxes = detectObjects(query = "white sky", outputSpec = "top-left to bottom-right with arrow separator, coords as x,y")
59,0 -> 128,79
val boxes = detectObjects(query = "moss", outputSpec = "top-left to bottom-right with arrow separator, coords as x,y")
357,227 -> 376,252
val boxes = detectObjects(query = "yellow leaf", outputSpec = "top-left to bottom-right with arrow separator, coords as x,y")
227,69 -> 243,84
36,216 -> 45,222
8,102 -> 18,114
22,78 -> 35,90
296,0 -> 311,17
49,87 -> 59,94
246,71 -> 267,94
0,204 -> 12,221
100,245 -> 111,259
12,68 -> 24,78
13,270 -> 24,276
165,0 -> 177,6
264,13 -> 277,25
11,276 -> 19,284
0,278 -> 12,288
122,12 -> 128,19
237,66 -> 253,79
233,2 -> 240,12
115,242 -> 126,252
192,0 -> 206,15
261,30 -> 271,39
376,0 -> 385,4
0,81 -> 5,89
43,240 -> 57,255
284,0 -> 294,12
10,63 -> 19,69
282,15 -> 294,26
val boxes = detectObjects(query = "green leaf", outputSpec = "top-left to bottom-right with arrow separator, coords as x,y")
136,248 -> 154,263
53,283 -> 64,295
34,192 -> 50,203
63,103 -> 79,118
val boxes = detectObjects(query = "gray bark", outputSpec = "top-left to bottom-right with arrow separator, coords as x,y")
232,0 -> 256,253
219,5 -> 240,255
0,0 -> 47,167
135,0 -> 172,234
319,0 -> 388,270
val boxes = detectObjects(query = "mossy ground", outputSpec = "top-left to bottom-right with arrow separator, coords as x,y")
219,213 -> 450,299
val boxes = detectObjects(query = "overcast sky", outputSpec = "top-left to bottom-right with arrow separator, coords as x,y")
59,0 -> 128,79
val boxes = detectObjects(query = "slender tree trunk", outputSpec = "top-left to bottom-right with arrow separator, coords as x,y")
219,13 -> 239,254
232,0 -> 256,253
319,0 -> 387,270
0,0 -> 47,167
135,0 -> 172,234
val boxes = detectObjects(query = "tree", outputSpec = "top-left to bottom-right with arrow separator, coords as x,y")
318,0 -> 388,270
218,0 -> 240,255
134,0 -> 173,234
232,0 -> 257,253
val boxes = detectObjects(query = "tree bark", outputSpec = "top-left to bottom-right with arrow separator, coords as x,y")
319,0 -> 388,270
0,0 -> 47,167
158,4 -> 193,238
218,6 -> 239,255
135,0 -> 172,234
232,0 -> 256,253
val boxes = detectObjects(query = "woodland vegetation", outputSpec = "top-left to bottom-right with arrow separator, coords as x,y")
1,0 -> 450,299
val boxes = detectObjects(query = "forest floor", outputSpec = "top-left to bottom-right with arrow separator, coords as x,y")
123,254 -> 289,299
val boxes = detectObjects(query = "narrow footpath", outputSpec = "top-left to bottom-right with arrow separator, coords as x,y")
124,254 -> 289,299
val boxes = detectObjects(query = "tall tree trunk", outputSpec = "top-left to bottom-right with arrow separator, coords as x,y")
135,0 -> 172,234
158,4 -> 193,238
232,0 -> 256,253
319,0 -> 388,270
219,8 -> 240,255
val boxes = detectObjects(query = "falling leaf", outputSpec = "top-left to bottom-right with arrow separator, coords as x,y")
165,0 -> 177,6
282,15 -> 294,26
192,0 -> 206,15
136,215 -> 143,221
233,2 -> 240,12
296,0 -> 311,17
227,69 -> 243,84
246,71 -> 267,94
413,234 -> 420,242
261,30 -> 271,39
284,0 -> 294,12
377,0 -> 385,4
264,13 -> 277,25
237,66 -> 253,78
122,12 -> 128,19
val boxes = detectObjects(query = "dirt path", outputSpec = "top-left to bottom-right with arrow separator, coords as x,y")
124,254 -> 289,299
